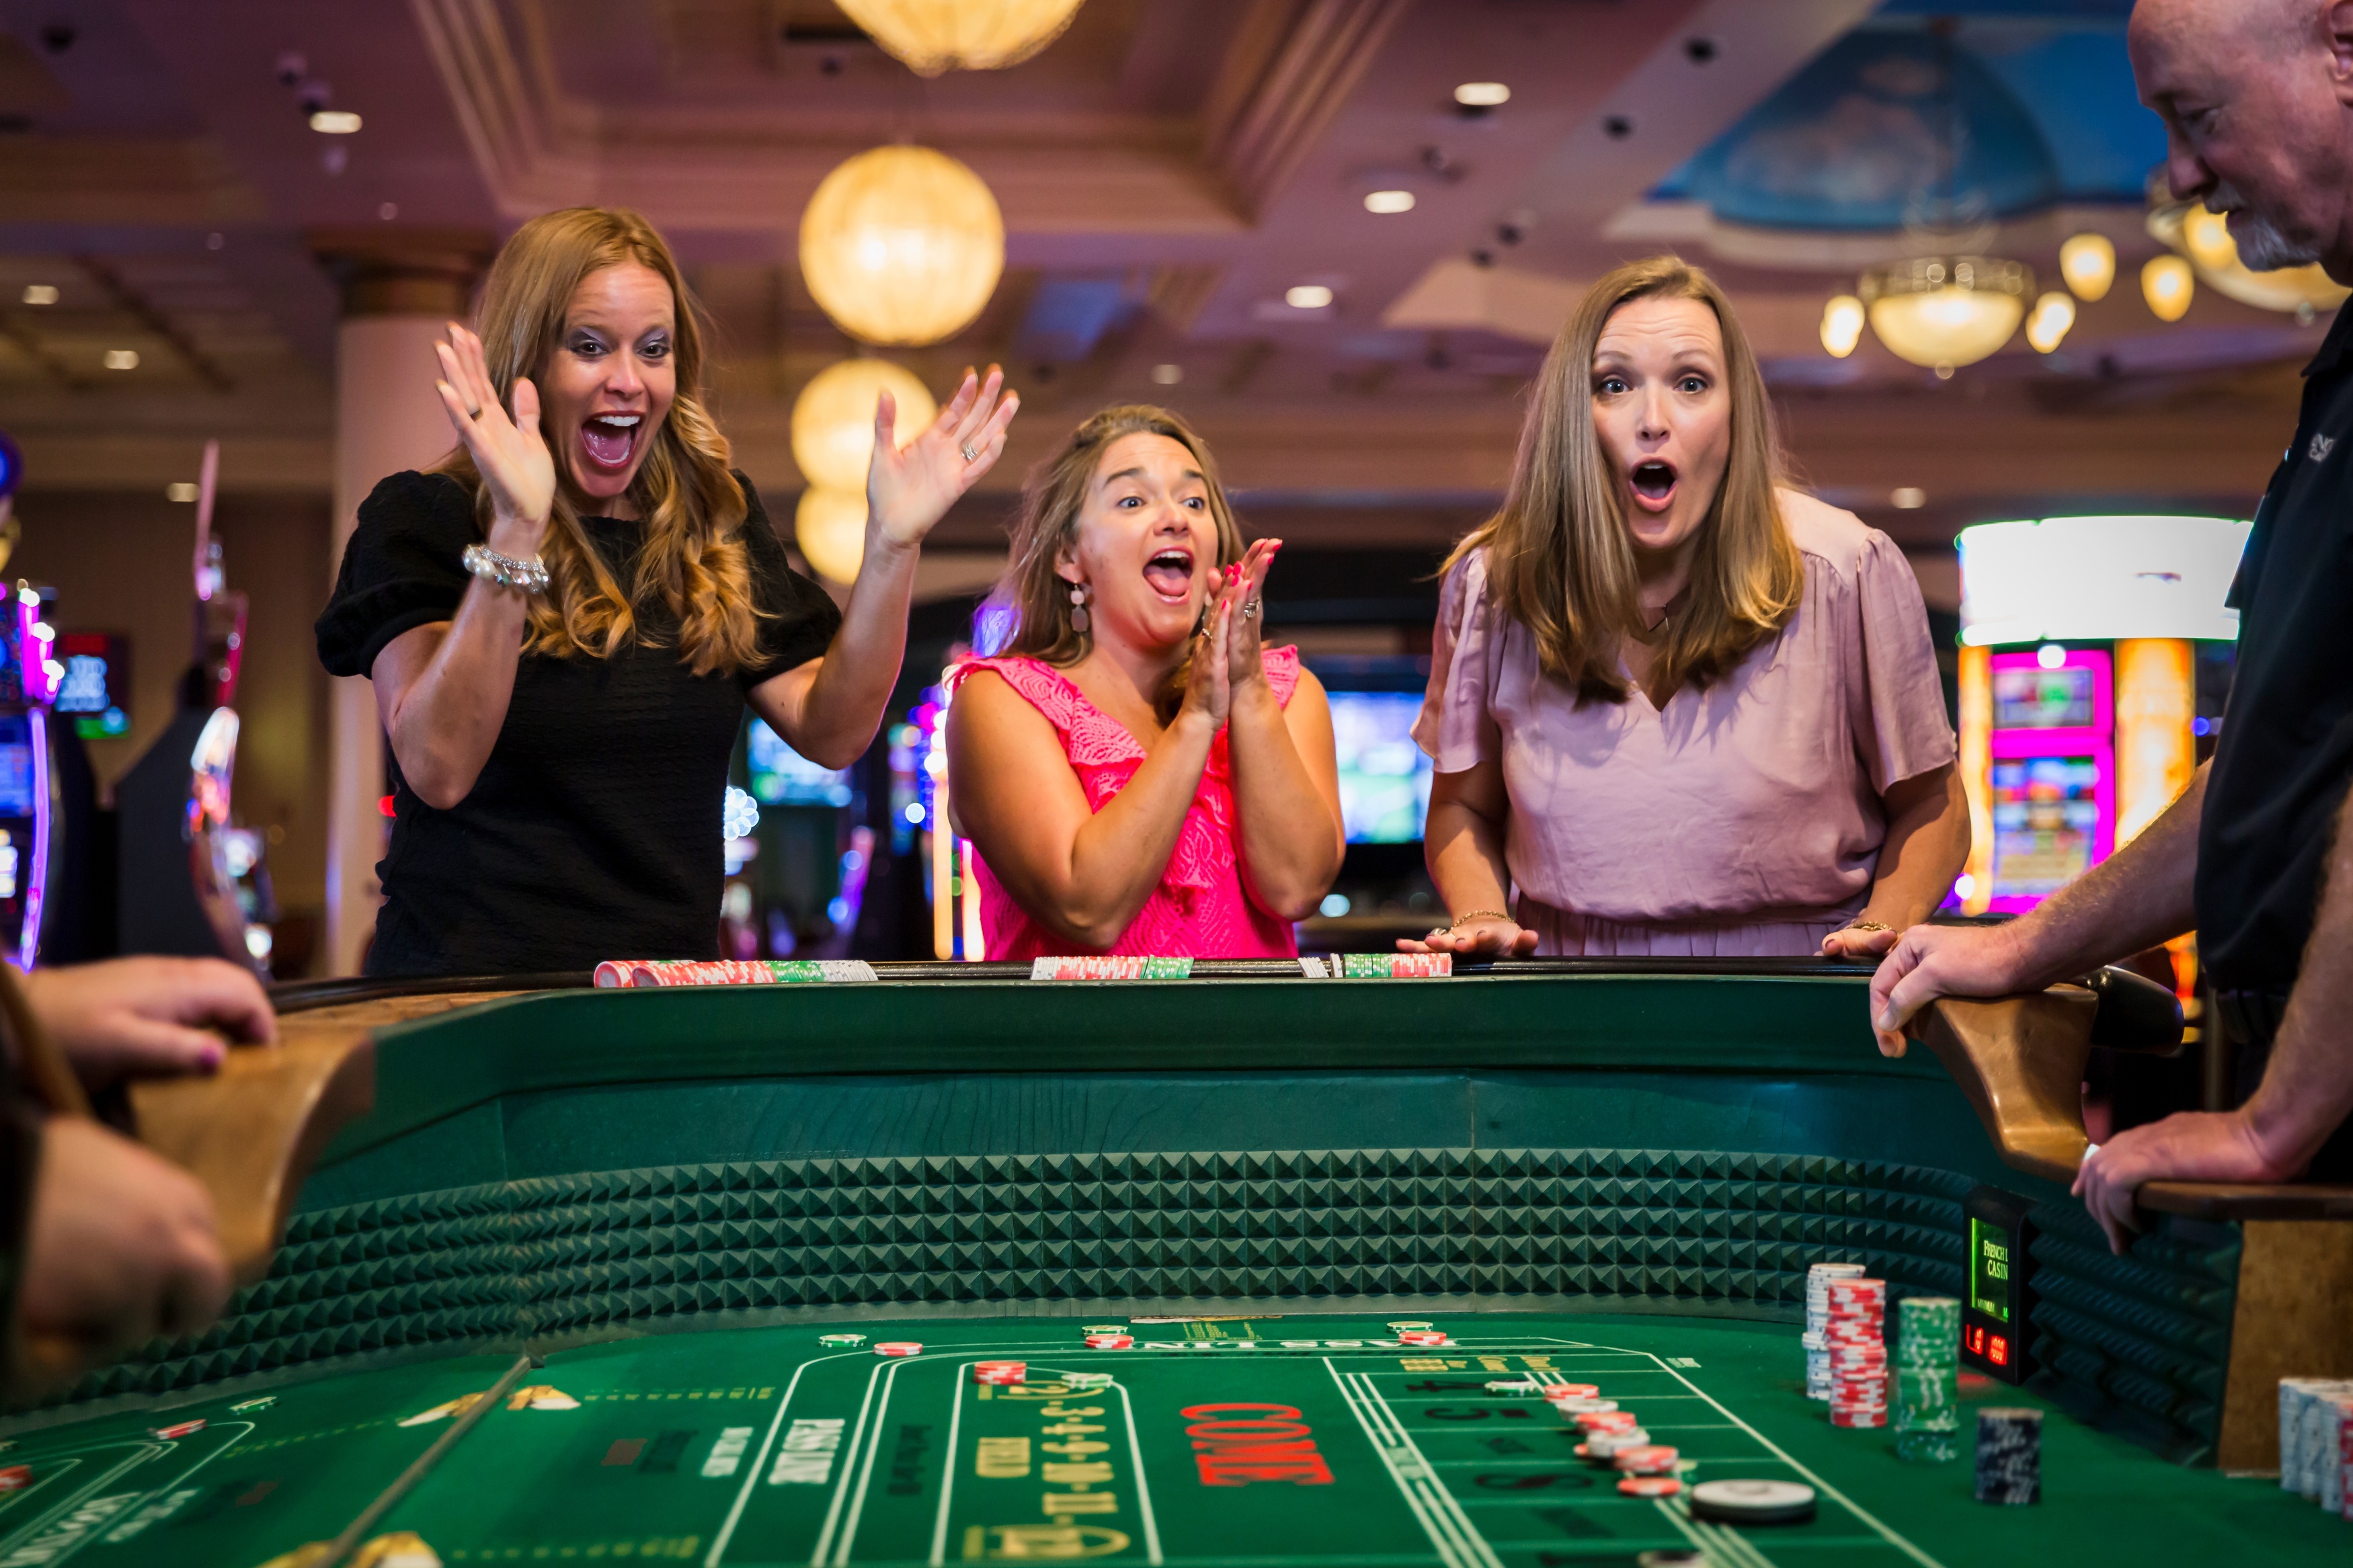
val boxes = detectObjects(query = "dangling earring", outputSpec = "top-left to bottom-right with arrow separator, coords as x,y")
1069,582 -> 1091,635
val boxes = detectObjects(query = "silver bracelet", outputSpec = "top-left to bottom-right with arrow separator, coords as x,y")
461,542 -> 549,595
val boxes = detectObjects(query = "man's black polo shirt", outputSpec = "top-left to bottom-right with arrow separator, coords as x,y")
2198,304 -> 2353,992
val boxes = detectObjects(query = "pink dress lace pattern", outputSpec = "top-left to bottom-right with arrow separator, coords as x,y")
947,649 -> 1303,960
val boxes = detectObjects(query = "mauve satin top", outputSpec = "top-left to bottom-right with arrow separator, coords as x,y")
1413,490 -> 1956,954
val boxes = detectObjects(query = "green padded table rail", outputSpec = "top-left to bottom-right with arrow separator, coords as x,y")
0,966 -> 2266,1497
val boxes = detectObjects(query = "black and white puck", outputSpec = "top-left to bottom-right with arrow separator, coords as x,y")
1687,1479 -> 1818,1524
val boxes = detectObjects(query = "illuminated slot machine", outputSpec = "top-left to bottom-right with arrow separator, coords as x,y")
1983,648 -> 2113,912
0,583 -> 61,970
1954,515 -> 2251,1020
116,441 -> 276,973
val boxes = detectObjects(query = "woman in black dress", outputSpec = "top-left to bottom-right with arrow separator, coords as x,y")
317,207 -> 1017,975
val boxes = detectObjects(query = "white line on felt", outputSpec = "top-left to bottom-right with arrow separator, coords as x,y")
706,1351 -> 856,1568
1597,1345 -> 1948,1568
1342,1366 -> 1507,1568
923,1367 -> 966,1567
807,1360 -> 887,1566
1324,1362 -> 1480,1568
0,1442 -> 171,1560
1113,1372 -> 1166,1564
832,1358 -> 915,1564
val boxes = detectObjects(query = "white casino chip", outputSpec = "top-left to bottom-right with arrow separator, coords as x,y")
1688,1479 -> 1817,1524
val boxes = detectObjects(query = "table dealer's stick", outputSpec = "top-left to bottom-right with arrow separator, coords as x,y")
319,1351 -> 539,1568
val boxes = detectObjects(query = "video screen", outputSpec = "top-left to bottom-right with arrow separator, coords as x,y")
746,719 -> 853,808
0,714 -> 32,819
1328,692 -> 1431,843
1990,755 -> 2101,899
1992,665 -> 2095,730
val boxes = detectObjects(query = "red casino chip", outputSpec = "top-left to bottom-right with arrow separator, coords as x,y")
1613,1445 -> 1679,1473
150,1419 -> 206,1440
873,1342 -> 924,1358
1574,1411 -> 1639,1432
1396,1330 -> 1449,1346
1618,1475 -> 1683,1497
973,1361 -> 1027,1384
1543,1383 -> 1600,1401
0,1467 -> 30,1491
1083,1333 -> 1133,1350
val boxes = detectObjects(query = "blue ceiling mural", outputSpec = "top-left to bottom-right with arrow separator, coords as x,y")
1654,1 -> 2166,231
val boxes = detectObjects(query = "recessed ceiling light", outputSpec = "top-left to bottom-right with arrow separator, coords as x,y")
309,110 -> 362,134
378,201 -> 399,220
103,349 -> 139,371
19,284 -> 56,306
1891,487 -> 1926,509
1150,363 -> 1183,385
1363,190 -> 1415,214
1285,284 -> 1334,310
166,482 -> 199,503
1454,82 -> 1509,108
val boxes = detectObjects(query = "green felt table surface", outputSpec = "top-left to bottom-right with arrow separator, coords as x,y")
3,1309 -> 2338,1568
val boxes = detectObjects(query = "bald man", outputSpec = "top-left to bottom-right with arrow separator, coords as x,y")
1868,0 -> 2353,1252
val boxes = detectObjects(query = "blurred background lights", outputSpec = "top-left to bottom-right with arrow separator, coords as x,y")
1363,190 -> 1415,214
2058,233 -> 2115,300
1285,284 -> 1333,309
1820,294 -> 1865,358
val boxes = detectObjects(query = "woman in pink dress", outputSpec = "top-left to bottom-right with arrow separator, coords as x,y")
1408,257 -> 1968,961
945,406 -> 1344,959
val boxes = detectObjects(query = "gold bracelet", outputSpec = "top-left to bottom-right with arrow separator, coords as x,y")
1449,910 -> 1512,930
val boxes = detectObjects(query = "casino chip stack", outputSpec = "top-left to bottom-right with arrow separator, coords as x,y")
1894,1295 -> 1962,1462
1823,1276 -> 1887,1428
973,1361 -> 1026,1386
1804,1262 -> 1865,1400
1975,1407 -> 2042,1504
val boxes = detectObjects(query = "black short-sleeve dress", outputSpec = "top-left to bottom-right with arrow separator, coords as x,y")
315,470 -> 842,976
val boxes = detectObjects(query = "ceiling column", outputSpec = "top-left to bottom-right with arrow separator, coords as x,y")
309,230 -> 495,978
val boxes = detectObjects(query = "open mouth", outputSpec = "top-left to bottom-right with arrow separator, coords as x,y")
1143,548 -> 1195,602
1630,459 -> 1677,511
580,413 -> 643,474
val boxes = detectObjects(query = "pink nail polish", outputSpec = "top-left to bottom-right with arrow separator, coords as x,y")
201,1045 -> 224,1071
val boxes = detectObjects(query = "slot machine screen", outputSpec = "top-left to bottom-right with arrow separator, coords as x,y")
1990,755 -> 2102,901
1961,1186 -> 2037,1383
1326,692 -> 1431,844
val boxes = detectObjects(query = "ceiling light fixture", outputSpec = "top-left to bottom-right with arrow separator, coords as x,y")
1363,190 -> 1415,214
799,145 -> 1004,345
1150,363 -> 1183,385
791,360 -> 939,493
834,0 -> 1086,76
2141,254 -> 2194,322
2058,233 -> 2114,301
167,483 -> 199,503
19,285 -> 56,306
2024,291 -> 2076,353
1284,284 -> 1333,310
309,110 -> 362,134
793,488 -> 869,585
1859,257 -> 2031,374
1453,82 -> 1509,108
1891,488 -> 1927,509
103,349 -> 138,370
1820,294 -> 1865,358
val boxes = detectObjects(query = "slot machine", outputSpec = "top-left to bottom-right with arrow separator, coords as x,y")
0,429 -> 61,968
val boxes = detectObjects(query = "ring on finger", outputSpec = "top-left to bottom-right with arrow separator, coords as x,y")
959,442 -> 980,462
1242,597 -> 1262,618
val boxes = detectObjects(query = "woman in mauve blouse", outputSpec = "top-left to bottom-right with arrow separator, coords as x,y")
1406,257 -> 1968,961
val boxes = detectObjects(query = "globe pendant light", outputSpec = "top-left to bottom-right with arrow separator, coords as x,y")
2141,254 -> 2194,322
2058,233 -> 2115,301
836,0 -> 1086,76
795,487 -> 871,585
800,146 -> 1005,346
1859,256 -> 2032,374
791,359 -> 938,493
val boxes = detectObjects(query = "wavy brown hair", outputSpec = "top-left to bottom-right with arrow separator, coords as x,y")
432,206 -> 763,675
1450,255 -> 1802,704
989,405 -> 1246,716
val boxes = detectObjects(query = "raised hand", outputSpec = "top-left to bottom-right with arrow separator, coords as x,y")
1179,590 -> 1236,733
433,322 -> 555,549
1222,539 -> 1281,690
867,366 -> 1020,554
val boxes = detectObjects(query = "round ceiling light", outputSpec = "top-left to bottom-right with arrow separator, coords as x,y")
2025,292 -> 2076,353
1454,82 -> 1510,107
799,146 -> 1005,346
2059,233 -> 2115,301
1363,189 -> 1415,214
834,0 -> 1086,75
795,487 -> 870,585
1284,284 -> 1333,310
2146,198 -> 2348,316
1820,294 -> 1865,358
2141,254 -> 2194,322
1858,257 -> 2031,372
791,360 -> 937,494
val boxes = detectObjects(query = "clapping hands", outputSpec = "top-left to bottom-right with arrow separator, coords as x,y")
867,366 -> 1020,556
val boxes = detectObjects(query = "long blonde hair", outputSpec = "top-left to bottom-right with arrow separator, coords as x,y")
1451,255 -> 1802,704
990,405 -> 1245,714
433,206 -> 763,675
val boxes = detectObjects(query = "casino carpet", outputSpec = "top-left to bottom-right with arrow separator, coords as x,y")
0,1312 -> 2338,1566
